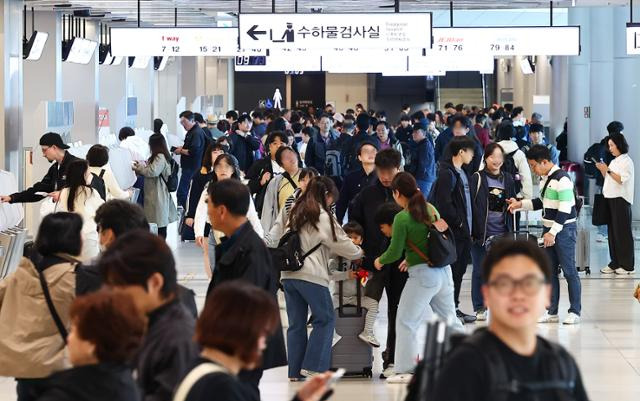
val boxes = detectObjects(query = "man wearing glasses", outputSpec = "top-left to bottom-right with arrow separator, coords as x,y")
1,132 -> 78,204
432,239 -> 589,401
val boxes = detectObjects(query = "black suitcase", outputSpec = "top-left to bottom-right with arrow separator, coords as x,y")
486,211 -> 538,249
330,279 -> 373,378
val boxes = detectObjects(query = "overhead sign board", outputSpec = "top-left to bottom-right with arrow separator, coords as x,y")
234,54 -> 322,72
111,27 -> 262,57
432,26 -> 580,56
239,13 -> 432,51
627,24 -> 640,55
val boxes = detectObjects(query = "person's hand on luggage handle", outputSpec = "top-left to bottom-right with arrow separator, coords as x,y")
398,259 -> 409,272
195,236 -> 207,248
373,257 -> 383,271
348,270 -> 358,280
542,232 -> 556,248
433,219 -> 449,233
0,195 -> 11,203
506,198 -> 522,214
296,371 -> 333,401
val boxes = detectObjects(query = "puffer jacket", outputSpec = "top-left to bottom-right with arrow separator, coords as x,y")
0,256 -> 76,378
278,209 -> 363,287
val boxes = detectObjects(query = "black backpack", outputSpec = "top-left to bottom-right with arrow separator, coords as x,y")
90,169 -> 106,201
501,149 -> 523,194
406,327 -> 578,401
161,158 -> 180,192
324,149 -> 342,177
269,230 -> 321,272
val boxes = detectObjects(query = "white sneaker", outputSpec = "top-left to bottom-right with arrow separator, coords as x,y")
476,309 -> 487,322
563,313 -> 581,325
596,234 -> 608,243
300,369 -> 321,378
386,373 -> 413,384
600,266 -> 616,274
615,268 -> 635,275
382,364 -> 395,379
358,331 -> 381,348
332,332 -> 342,347
538,313 -> 560,323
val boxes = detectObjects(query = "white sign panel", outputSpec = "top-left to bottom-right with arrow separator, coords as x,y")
432,26 -> 580,56
239,13 -> 432,51
111,28 -> 262,57
627,25 -> 640,55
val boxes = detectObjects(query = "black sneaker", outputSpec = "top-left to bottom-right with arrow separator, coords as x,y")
456,309 -> 477,324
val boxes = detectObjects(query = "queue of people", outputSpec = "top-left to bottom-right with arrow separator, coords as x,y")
0,100 -> 637,401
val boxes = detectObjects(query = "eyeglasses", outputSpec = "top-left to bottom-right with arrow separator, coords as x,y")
488,275 -> 547,296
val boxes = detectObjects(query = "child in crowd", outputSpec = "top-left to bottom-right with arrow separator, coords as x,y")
330,222 -> 380,347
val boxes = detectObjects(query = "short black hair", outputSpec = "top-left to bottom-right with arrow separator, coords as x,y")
291,122 -> 303,134
376,120 -> 389,130
252,111 -> 264,120
86,144 -> 109,167
529,123 -> 544,133
94,200 -> 149,238
99,230 -> 177,298
607,121 -> 624,134
455,104 -> 464,112
525,144 -> 552,162
357,140 -> 379,156
496,121 -> 516,141
475,113 -> 487,125
266,131 -> 287,147
374,202 -> 403,226
449,114 -> 471,129
481,238 -> 552,283
608,132 -> 629,154
447,136 -> 476,157
375,148 -> 402,170
179,110 -> 194,121
356,113 -> 370,130
193,113 -> 206,124
207,179 -> 250,216
511,106 -> 524,118
410,111 -> 424,124
400,114 -> 411,122
35,212 -> 83,257
299,167 -> 319,181
217,119 -> 231,133
342,221 -> 364,238
301,126 -> 314,137
226,110 -> 239,121
238,113 -> 252,124
401,104 -> 410,110
444,102 -> 455,109
345,108 -> 356,115
118,127 -> 135,141
275,146 -> 297,166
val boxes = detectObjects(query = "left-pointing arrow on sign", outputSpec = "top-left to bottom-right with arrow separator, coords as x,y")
247,25 -> 267,40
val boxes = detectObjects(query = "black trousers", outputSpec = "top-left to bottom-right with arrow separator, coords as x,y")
364,264 -> 408,367
606,197 -> 635,271
16,378 -> 48,401
238,368 -> 263,399
451,236 -> 472,308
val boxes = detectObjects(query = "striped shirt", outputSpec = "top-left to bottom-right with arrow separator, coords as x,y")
521,165 -> 576,236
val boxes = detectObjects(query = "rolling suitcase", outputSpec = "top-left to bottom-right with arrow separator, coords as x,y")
330,279 -> 373,378
486,211 -> 538,250
576,229 -> 591,275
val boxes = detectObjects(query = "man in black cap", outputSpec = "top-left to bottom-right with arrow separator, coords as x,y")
1,132 -> 80,204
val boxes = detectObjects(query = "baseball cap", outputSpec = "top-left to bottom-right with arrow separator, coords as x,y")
39,132 -> 69,149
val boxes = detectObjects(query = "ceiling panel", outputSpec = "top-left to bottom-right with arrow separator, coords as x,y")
24,0 -> 630,26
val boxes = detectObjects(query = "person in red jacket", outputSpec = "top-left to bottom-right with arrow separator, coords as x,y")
474,114 -> 491,149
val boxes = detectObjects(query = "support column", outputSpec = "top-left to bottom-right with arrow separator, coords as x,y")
0,0 -> 24,177
567,7 -> 591,163
156,57 -> 181,133
588,7 -> 615,145
550,56 -> 568,138
227,58 -> 235,111
126,62 -> 155,131
99,61 -> 127,133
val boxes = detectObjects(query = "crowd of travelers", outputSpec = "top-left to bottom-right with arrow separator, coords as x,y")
1,99 -> 638,401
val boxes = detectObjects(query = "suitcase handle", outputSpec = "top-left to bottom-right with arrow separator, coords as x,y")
338,261 -> 363,318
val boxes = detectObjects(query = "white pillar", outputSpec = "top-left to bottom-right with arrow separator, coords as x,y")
99,61 -> 127,134
567,7 -> 591,163
126,63 -> 155,131
550,56 -> 569,139
588,7 -> 615,145
156,57 -> 181,133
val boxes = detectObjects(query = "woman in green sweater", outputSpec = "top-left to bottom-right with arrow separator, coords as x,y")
374,172 -> 463,383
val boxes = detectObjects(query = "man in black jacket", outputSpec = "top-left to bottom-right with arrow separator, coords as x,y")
175,110 -> 206,208
335,140 -> 378,223
430,136 -> 477,324
304,114 -> 341,175
99,231 -> 199,401
245,131 -> 287,217
205,179 -> 287,398
228,113 -> 261,173
344,113 -> 381,175
2,132 -> 77,204
349,149 -> 406,378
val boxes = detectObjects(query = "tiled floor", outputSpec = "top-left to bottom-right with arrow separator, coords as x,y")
1,223 -> 639,401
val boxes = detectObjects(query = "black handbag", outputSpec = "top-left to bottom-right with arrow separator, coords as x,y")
408,225 -> 458,268
592,194 -> 609,226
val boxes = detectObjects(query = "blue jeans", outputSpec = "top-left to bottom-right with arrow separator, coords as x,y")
177,167 -> 195,208
282,279 -> 335,378
416,179 -> 434,199
545,223 -> 582,315
394,264 -> 463,374
470,242 -> 487,312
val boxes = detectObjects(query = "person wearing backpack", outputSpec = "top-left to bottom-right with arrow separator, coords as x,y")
521,123 -> 559,165
374,172 -> 463,384
174,111 -> 206,208
406,125 -> 436,197
246,131 -> 287,217
431,239 -> 588,401
493,120 -> 533,201
260,146 -> 301,233
508,145 -> 582,325
275,177 -> 363,380
303,114 -> 341,176
133,133 -> 178,239
86,144 -> 130,200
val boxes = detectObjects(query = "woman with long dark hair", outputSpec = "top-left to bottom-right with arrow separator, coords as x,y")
55,159 -> 104,261
469,143 -> 517,321
133,133 -> 178,239
373,172 -> 462,383
276,176 -> 363,380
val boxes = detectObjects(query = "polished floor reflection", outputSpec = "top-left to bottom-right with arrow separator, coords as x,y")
1,223 -> 639,401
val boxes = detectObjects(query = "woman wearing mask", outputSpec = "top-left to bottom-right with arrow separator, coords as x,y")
55,160 -> 104,261
469,143 -> 516,321
276,177 -> 363,380
193,154 -> 263,278
37,290 -> 145,401
0,213 -> 83,401
173,281 -> 335,401
598,132 -> 636,275
373,172 -> 462,383
246,131 -> 287,216
132,133 -> 178,239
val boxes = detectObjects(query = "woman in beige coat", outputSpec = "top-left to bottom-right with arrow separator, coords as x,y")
0,212 -> 83,401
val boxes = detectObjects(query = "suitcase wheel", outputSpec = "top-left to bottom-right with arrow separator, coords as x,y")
363,367 -> 373,378
585,267 -> 591,275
